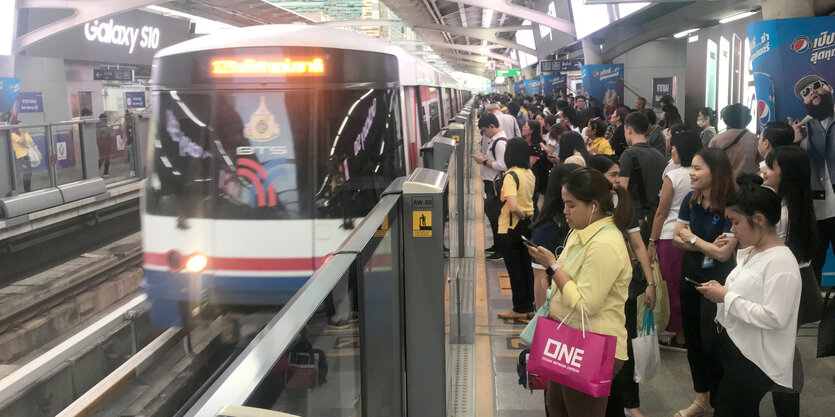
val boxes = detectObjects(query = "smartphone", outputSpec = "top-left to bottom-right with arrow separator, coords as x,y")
723,232 -> 734,238
520,235 -> 536,247
684,277 -> 702,287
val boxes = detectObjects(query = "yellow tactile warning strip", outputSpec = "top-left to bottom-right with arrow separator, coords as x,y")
473,165 -> 495,417
497,271 -> 512,295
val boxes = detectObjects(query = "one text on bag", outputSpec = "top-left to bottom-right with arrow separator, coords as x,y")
543,339 -> 584,369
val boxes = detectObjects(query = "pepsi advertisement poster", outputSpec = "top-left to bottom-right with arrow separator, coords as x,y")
541,74 -> 567,96
523,78 -> 541,96
513,81 -> 525,94
0,78 -> 20,123
748,17 -> 835,130
581,64 -> 624,116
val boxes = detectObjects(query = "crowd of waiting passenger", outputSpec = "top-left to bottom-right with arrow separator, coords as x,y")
473,80 -> 834,417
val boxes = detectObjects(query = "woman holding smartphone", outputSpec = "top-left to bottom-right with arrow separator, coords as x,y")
528,168 -> 634,417
696,179 -> 802,416
672,148 -> 738,417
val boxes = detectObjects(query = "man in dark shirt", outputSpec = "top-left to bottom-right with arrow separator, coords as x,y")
619,112 -> 667,224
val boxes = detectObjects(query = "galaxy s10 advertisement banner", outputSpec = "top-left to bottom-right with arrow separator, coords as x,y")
581,64 -> 624,116
541,74 -> 567,97
748,17 -> 835,130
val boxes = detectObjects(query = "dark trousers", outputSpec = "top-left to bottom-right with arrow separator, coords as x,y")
484,180 -> 500,250
680,276 -> 723,406
714,328 -> 774,417
15,156 -> 32,192
606,297 -> 639,415
98,157 -> 110,175
771,392 -> 800,417
501,233 -> 535,313
813,217 -> 835,286
546,360 -> 625,417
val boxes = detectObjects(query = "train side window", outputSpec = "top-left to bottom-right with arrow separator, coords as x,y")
213,91 -> 314,220
146,91 -> 213,218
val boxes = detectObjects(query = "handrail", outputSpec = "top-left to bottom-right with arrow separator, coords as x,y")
184,182 -> 404,417
0,118 -> 98,131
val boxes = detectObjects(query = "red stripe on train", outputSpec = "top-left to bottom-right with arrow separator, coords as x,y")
143,252 -> 329,271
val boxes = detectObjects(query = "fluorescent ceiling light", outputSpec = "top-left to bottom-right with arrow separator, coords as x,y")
688,35 -> 699,43
674,29 -> 699,39
719,11 -> 757,24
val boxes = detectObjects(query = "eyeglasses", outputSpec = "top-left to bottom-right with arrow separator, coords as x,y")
800,80 -> 829,98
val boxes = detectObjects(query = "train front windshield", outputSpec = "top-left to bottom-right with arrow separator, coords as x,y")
146,86 -> 405,221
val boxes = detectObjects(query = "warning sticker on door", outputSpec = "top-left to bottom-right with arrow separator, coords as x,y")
413,210 -> 432,237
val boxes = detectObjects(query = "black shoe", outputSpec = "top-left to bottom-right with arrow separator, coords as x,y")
486,252 -> 503,261
486,245 -> 499,253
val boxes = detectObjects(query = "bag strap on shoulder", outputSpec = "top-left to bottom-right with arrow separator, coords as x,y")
722,129 -> 748,151
490,137 -> 508,159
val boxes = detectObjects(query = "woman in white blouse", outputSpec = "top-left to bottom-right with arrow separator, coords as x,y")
696,179 -> 801,417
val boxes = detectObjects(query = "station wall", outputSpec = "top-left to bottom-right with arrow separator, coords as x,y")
13,55 -> 72,124
612,39 -> 687,116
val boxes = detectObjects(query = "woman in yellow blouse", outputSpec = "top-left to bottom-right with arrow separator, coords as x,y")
11,122 -> 34,192
529,168 -> 633,417
586,117 -> 614,155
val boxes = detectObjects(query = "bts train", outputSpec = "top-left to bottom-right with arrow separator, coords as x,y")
141,24 -> 470,326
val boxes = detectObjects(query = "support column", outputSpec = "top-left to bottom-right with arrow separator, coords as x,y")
761,0 -> 815,20
582,38 -> 602,65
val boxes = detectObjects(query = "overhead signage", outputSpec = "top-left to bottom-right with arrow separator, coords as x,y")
84,19 -> 160,54
652,77 -> 675,108
19,92 -> 44,113
211,58 -> 325,76
540,59 -> 583,73
496,69 -> 522,77
94,68 -> 133,81
124,91 -> 146,109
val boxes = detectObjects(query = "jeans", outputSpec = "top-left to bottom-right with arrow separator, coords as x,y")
501,232 -> 535,313
15,156 -> 32,192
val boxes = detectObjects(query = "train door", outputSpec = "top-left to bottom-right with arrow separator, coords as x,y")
401,86 -> 421,172
212,90 -> 317,290
314,88 -> 405,259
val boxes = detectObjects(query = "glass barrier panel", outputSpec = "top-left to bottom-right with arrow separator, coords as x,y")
359,203 -> 402,416
95,118 -> 133,182
244,266 -> 362,416
9,126 -> 52,193
53,125 -> 84,185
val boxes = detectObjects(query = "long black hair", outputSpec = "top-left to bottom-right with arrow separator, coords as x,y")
766,146 -> 818,262
534,163 -> 582,228
558,131 -> 590,162
525,120 -> 543,145
727,174 -> 782,226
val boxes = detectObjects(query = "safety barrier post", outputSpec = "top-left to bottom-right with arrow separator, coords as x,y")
401,168 -> 448,417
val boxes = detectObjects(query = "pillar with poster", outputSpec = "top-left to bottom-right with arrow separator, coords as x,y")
581,64 -> 624,117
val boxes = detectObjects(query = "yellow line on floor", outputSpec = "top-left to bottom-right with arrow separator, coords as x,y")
473,154 -> 495,417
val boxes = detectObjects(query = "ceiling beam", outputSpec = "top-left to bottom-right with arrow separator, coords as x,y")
393,40 -> 519,66
318,20 -> 537,56
445,0 -> 575,36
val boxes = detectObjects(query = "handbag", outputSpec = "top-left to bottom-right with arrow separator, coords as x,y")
636,261 -> 670,333
517,349 -> 548,391
526,307 -> 618,397
632,308 -> 661,383
818,290 -> 835,358
27,144 -> 42,168
797,266 -> 824,326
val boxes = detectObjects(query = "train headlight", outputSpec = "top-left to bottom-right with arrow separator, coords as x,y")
185,254 -> 208,273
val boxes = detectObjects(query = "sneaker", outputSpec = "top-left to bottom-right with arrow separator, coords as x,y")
659,338 -> 687,352
328,317 -> 350,329
485,245 -> 499,253
486,252 -> 503,261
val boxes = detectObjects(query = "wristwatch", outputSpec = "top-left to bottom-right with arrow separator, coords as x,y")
482,160 -> 488,166
689,236 -> 698,245
647,282 -> 658,288
545,263 -> 560,277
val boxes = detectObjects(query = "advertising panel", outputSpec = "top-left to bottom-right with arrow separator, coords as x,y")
0,77 -> 20,123
581,64 -> 624,115
541,74 -> 567,96
125,92 -> 146,109
514,81 -> 525,94
523,78 -> 542,96
19,92 -> 44,113
651,77 -> 674,108
705,39 -> 718,110
747,17 -> 835,130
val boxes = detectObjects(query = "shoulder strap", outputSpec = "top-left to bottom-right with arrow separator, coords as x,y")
722,129 -> 748,151
508,171 -> 519,191
490,137 -> 508,159
562,226 -> 619,266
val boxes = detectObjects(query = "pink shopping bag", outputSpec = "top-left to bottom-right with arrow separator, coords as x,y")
526,314 -> 617,397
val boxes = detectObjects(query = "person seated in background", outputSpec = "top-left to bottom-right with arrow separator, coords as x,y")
709,103 -> 761,179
